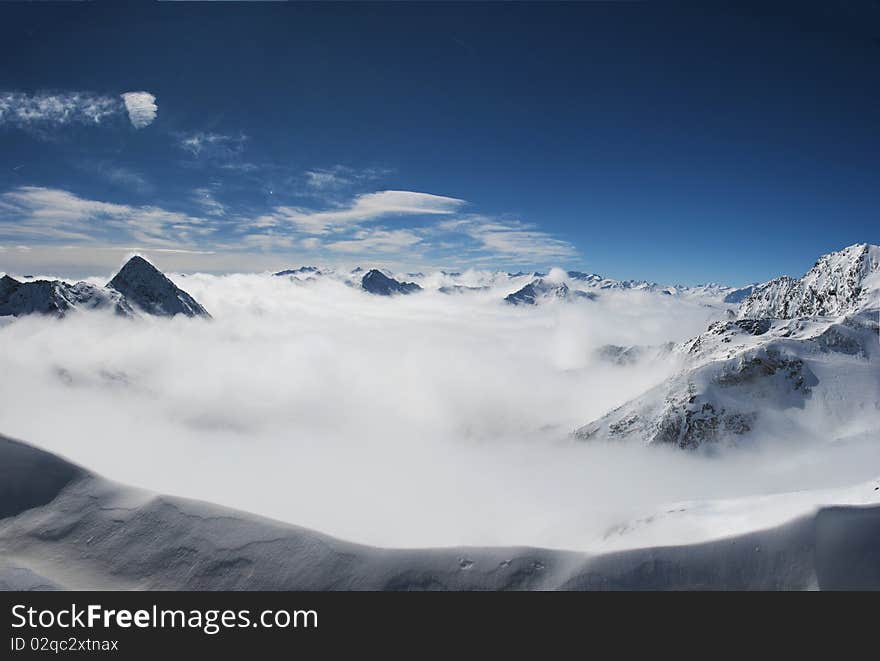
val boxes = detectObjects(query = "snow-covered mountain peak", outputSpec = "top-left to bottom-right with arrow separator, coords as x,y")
504,277 -> 597,305
737,243 -> 879,320
107,256 -> 210,318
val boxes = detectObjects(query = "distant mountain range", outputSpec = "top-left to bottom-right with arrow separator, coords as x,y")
272,262 -> 760,305
0,256 -> 210,319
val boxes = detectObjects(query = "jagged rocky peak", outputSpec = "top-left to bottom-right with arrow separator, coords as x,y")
0,274 -> 132,318
737,243 -> 880,320
505,278 -> 598,305
274,266 -> 321,277
107,256 -> 210,318
361,269 -> 422,296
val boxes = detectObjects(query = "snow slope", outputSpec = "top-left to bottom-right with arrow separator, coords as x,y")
575,309 -> 879,448
1,434 -> 878,590
574,244 -> 880,450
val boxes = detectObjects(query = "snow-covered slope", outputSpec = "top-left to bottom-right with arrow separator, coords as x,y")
737,243 -> 880,319
574,244 -> 880,450
0,274 -> 133,318
107,256 -> 210,317
575,310 -> 878,448
1,434 -> 879,590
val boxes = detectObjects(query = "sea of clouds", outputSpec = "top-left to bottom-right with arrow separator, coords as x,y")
0,271 -> 877,550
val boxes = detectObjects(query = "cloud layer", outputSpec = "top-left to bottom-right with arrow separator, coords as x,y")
0,274 -> 875,550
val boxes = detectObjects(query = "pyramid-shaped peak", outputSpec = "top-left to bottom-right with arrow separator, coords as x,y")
116,255 -> 163,276
108,256 -> 210,318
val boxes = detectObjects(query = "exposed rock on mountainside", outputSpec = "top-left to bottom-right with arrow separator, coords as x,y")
505,278 -> 598,305
361,269 -> 422,295
0,274 -> 133,318
273,266 -> 321,277
737,243 -> 879,319
107,256 -> 210,318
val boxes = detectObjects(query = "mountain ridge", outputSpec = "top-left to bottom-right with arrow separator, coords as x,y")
0,256 -> 209,319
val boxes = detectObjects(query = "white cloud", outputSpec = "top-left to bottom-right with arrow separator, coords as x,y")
0,91 -> 120,127
262,190 -> 466,235
120,91 -> 157,129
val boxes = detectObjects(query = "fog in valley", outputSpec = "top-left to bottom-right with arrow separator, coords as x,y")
1,269 -> 877,550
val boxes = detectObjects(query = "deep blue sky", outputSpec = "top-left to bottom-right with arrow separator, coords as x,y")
0,2 -> 877,284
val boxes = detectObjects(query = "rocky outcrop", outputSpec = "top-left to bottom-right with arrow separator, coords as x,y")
0,275 -> 133,318
361,269 -> 421,295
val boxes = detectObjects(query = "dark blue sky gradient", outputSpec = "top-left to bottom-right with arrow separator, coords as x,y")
0,2 -> 877,283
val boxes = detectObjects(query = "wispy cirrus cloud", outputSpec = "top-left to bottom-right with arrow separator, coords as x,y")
83,161 -> 153,195
0,91 -> 158,130
0,186 -> 215,248
177,131 -> 247,159
303,165 -> 390,191
254,190 -> 466,235
193,186 -> 227,217
326,228 -> 423,254
436,216 -> 578,261
0,185 -> 578,271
